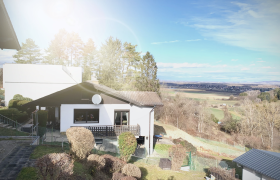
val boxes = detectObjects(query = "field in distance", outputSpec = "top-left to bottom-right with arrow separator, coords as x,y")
162,88 -> 241,120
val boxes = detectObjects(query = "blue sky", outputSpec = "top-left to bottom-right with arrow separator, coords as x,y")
1,0 -> 279,83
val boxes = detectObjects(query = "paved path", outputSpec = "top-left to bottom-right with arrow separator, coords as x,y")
0,144 -> 36,180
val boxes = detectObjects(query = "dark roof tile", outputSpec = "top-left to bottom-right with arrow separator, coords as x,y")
233,149 -> 280,180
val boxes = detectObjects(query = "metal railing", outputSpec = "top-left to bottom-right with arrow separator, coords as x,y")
71,124 -> 140,137
0,114 -> 23,129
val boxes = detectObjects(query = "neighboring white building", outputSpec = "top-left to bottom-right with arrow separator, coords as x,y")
233,149 -> 280,180
3,64 -> 82,106
23,82 -> 163,156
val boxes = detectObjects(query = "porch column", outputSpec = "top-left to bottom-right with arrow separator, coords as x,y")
55,107 -> 59,123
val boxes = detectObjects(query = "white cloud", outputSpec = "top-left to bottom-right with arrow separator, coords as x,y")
257,61 -> 266,62
262,66 -> 272,68
185,0 -> 280,56
151,40 -> 179,45
231,59 -> 238,61
241,67 -> 249,70
250,64 -> 255,66
185,39 -> 201,42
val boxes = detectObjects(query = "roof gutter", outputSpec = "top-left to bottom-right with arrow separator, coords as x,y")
149,106 -> 156,156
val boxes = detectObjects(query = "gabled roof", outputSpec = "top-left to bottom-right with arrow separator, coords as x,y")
0,0 -> 21,50
118,91 -> 163,106
23,81 -> 163,107
233,149 -> 280,180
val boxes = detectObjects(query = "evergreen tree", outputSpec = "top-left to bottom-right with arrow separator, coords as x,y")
13,38 -> 42,64
135,51 -> 160,94
82,38 -> 97,81
65,32 -> 84,66
43,29 -> 68,65
98,37 -> 123,90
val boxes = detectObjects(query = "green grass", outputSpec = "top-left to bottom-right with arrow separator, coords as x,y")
30,145 -> 69,159
73,161 -> 93,180
0,127 -> 29,136
16,167 -> 38,180
210,108 -> 224,120
209,108 -> 241,120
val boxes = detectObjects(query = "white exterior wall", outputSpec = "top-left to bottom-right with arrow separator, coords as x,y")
242,167 -> 273,180
3,64 -> 82,106
60,104 -> 155,155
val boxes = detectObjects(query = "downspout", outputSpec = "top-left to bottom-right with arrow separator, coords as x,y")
149,106 -> 156,156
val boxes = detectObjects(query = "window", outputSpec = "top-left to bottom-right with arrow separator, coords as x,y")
114,110 -> 129,125
74,109 -> 99,123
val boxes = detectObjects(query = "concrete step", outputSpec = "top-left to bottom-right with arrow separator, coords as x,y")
0,124 -> 9,128
6,126 -> 13,129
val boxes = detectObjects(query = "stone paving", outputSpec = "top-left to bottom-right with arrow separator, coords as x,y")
0,144 -> 36,180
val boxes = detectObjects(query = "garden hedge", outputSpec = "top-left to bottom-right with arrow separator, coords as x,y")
0,108 -> 28,123
38,110 -> 48,127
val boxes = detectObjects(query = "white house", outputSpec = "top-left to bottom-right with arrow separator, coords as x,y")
3,64 -> 82,106
23,82 -> 163,156
233,149 -> 280,180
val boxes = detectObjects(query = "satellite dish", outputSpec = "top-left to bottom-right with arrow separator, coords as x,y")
92,94 -> 102,104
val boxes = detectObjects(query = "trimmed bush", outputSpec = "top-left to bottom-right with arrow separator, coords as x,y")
36,153 -> 74,179
66,127 -> 95,159
112,172 -> 126,180
38,110 -> 48,127
121,177 -> 137,180
0,108 -> 28,123
169,144 -> 187,171
122,163 -> 141,179
101,154 -> 126,174
0,94 -> 4,100
87,154 -> 106,170
118,132 -> 137,162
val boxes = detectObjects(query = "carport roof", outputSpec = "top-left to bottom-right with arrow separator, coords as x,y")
233,149 -> 280,180
0,0 -> 21,50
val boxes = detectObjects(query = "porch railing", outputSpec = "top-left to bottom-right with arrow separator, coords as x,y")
71,124 -> 140,137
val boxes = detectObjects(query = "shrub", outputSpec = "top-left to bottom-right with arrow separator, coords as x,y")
36,153 -> 74,179
210,114 -> 219,124
17,100 -> 30,111
121,177 -> 137,180
0,94 -> 4,100
118,132 -> 137,162
172,138 -> 197,155
8,99 -> 19,109
0,108 -> 28,123
258,92 -> 270,101
169,144 -> 187,171
66,127 -> 95,159
13,94 -> 24,100
101,154 -> 126,174
87,154 -> 106,170
229,95 -> 234,100
122,163 -> 141,179
209,167 -> 238,180
38,110 -> 48,127
112,172 -> 126,180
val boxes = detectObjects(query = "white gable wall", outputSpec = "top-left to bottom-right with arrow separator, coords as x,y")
242,167 -> 273,180
3,64 -> 82,106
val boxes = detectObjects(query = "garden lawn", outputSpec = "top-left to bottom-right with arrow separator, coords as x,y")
30,145 -> 69,159
134,161 -> 206,180
0,127 -> 29,136
16,167 -> 38,180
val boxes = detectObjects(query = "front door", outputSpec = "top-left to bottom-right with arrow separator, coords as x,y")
114,111 -> 129,125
